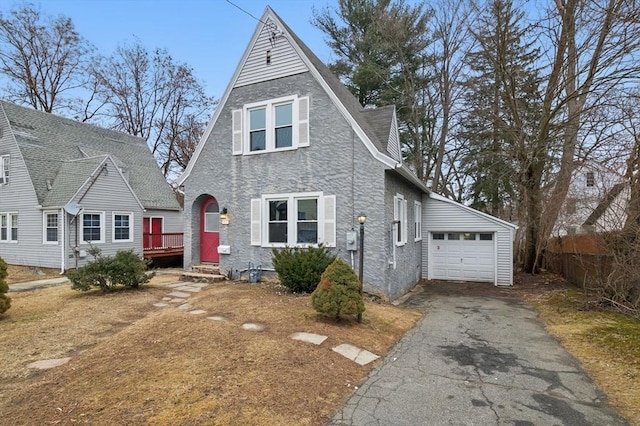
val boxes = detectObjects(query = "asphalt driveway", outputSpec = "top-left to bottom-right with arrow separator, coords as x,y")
330,281 -> 627,425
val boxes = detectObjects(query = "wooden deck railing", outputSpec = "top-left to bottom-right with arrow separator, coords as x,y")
143,232 -> 184,257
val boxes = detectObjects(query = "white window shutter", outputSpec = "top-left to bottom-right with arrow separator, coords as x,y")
232,109 -> 243,155
322,195 -> 336,247
402,199 -> 408,244
250,198 -> 262,246
297,96 -> 309,147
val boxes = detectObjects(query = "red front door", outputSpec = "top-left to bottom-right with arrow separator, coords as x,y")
200,197 -> 220,263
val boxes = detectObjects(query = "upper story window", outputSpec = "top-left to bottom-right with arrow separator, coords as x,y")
232,95 -> 309,155
0,155 -> 9,185
586,171 -> 595,187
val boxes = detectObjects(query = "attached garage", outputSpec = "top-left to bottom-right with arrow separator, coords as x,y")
422,193 -> 517,286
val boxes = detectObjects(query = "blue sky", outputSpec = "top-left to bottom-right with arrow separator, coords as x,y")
2,0 -> 337,99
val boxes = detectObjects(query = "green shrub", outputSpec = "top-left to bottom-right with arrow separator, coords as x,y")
272,245 -> 336,293
311,258 -> 364,320
0,257 -> 10,314
67,249 -> 151,292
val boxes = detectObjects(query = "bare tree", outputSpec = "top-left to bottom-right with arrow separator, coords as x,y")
520,0 -> 640,272
91,41 -> 215,178
0,5 -> 93,114
427,0 -> 474,196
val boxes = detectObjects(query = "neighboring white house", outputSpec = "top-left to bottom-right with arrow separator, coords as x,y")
0,101 -> 183,271
553,160 -> 627,236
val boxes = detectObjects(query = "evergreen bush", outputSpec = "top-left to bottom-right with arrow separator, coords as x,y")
272,245 -> 336,293
67,249 -> 151,292
0,257 -> 10,314
311,258 -> 364,320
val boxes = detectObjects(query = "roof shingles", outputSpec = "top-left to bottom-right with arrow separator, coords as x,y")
1,101 -> 180,210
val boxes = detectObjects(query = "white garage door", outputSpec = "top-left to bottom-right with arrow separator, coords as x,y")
430,232 -> 494,282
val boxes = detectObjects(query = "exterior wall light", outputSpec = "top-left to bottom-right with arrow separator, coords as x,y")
220,207 -> 230,225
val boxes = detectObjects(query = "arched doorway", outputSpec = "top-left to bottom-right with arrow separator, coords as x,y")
200,196 -> 220,263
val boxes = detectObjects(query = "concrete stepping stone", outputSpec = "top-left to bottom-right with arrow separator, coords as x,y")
168,291 -> 191,298
189,309 -> 207,315
162,297 -> 172,301
175,286 -> 201,292
187,283 -> 209,288
27,357 -> 72,369
207,316 -> 228,322
290,332 -> 328,345
332,343 -> 379,366
164,282 -> 186,288
153,303 -> 169,308
177,303 -> 193,310
241,323 -> 266,332
168,298 -> 186,303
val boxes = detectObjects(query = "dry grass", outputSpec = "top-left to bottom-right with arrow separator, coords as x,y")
516,273 -> 640,425
5,264 -> 61,284
0,274 -> 422,425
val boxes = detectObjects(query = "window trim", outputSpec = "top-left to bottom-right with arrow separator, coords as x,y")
0,154 -> 9,185
414,201 -> 422,242
0,212 -> 18,243
112,212 -> 134,243
81,211 -> 105,244
260,191 -> 324,248
394,193 -> 408,246
244,95 -> 297,154
43,210 -> 59,245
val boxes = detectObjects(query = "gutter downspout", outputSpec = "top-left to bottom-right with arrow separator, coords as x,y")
60,208 -> 65,274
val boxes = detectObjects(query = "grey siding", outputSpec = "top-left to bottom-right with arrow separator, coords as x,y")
66,157 -> 143,268
145,209 -> 183,233
183,71 -> 401,297
0,109 -> 62,269
421,194 -> 514,286
235,18 -> 308,88
383,171 -> 423,299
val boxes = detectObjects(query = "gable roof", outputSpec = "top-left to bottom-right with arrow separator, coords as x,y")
0,101 -> 180,211
179,7 -> 426,194
360,106 -> 402,161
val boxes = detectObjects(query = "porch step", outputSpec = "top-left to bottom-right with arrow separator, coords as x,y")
191,264 -> 221,275
180,271 -> 227,283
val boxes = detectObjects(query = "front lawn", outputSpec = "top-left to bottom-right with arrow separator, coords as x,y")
0,274 -> 421,425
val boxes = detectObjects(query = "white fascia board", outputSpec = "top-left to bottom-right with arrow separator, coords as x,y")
428,192 -> 518,230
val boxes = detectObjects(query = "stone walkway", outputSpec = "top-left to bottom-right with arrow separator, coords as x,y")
28,280 -> 380,370
153,280 -> 379,366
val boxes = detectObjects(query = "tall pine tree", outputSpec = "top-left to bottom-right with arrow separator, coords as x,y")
459,0 -> 542,220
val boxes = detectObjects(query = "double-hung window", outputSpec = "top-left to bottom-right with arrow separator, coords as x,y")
0,213 -> 17,242
251,192 -> 335,248
414,201 -> 422,242
0,155 -> 9,185
43,211 -> 59,244
233,95 -> 309,155
82,212 -> 104,243
394,194 -> 408,246
113,212 -> 133,242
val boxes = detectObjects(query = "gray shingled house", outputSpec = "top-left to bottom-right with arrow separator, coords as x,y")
178,7 -> 516,300
0,101 -> 182,271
